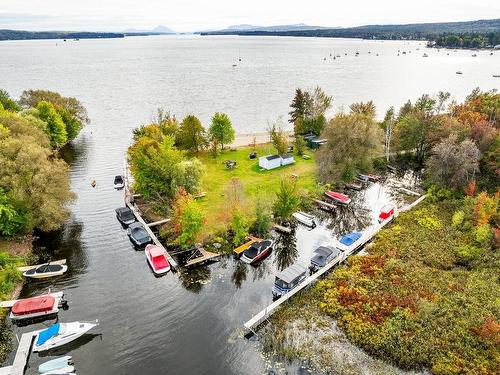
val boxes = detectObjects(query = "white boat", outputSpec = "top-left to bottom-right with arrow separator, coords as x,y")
23,263 -> 68,279
292,211 -> 316,228
113,175 -> 125,189
33,320 -> 98,352
41,365 -> 75,374
39,356 -> 73,373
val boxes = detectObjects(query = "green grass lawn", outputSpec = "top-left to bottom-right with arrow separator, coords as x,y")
195,144 -> 318,235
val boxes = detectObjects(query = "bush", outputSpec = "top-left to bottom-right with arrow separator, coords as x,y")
455,244 -> 483,266
451,210 -> 465,228
474,225 -> 493,247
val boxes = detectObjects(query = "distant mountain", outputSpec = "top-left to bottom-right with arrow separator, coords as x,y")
212,23 -> 330,34
124,25 -> 176,34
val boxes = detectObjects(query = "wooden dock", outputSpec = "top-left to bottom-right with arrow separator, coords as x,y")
184,248 -> 220,268
123,168 -> 178,269
244,196 -> 427,332
0,329 -> 41,375
233,236 -> 262,255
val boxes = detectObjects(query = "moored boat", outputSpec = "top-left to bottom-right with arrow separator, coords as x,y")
115,206 -> 136,226
41,365 -> 75,374
23,263 -> 68,280
336,232 -> 363,252
292,211 -> 316,228
272,264 -> 307,299
127,222 -> 152,248
145,244 -> 170,275
366,173 -> 381,182
113,175 -> 125,189
378,204 -> 396,223
309,246 -> 340,273
345,182 -> 362,191
33,320 -> 99,352
241,240 -> 273,264
9,291 -> 66,321
39,356 -> 73,373
325,191 -> 351,205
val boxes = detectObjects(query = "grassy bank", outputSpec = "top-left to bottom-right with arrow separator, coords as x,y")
195,144 -> 317,235
262,198 -> 499,375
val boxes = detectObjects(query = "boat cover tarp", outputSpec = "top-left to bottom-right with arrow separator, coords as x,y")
12,295 -> 55,315
152,255 -> 169,270
311,246 -> 339,267
276,264 -> 307,284
339,232 -> 362,247
37,323 -> 60,346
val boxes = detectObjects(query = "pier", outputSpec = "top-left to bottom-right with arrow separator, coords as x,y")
244,195 -> 427,332
0,330 -> 41,375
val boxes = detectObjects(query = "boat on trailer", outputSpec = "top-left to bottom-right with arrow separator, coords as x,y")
33,320 -> 99,352
292,211 -> 316,228
325,191 -> 351,205
241,240 -> 273,264
145,244 -> 170,275
9,291 -> 66,321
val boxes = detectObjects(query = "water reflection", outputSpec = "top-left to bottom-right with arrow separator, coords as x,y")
178,266 -> 212,293
273,233 -> 298,271
231,261 -> 247,289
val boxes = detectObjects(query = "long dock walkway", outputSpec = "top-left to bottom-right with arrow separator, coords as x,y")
0,329 -> 41,375
244,195 -> 427,332
123,170 -> 178,269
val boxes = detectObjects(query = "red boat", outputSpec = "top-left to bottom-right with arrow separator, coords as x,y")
9,291 -> 65,321
145,244 -> 170,275
241,240 -> 273,264
378,205 -> 395,222
325,191 -> 351,205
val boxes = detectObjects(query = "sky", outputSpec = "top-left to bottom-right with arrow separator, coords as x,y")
1,0 -> 499,32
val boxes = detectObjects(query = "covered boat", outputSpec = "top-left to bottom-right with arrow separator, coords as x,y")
292,211 -> 316,228
41,365 -> 75,374
39,356 -> 73,373
113,175 -> 125,189
145,244 -> 170,275
378,204 -> 395,222
310,246 -> 340,273
10,291 -> 65,321
33,321 -> 98,352
325,191 -> 351,205
337,232 -> 363,252
127,222 -> 152,248
23,264 -> 68,280
115,206 -> 136,226
241,240 -> 273,264
272,264 -> 307,299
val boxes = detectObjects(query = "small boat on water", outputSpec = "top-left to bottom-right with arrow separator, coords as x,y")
345,182 -> 362,191
241,240 -> 273,264
41,366 -> 75,374
145,244 -> 170,275
309,246 -> 340,274
337,232 -> 363,252
9,291 -> 66,321
33,320 -> 98,352
272,264 -> 307,299
422,53 -> 429,57
493,74 -> 500,78
113,175 -> 125,189
472,54 -> 477,57
23,263 -> 68,280
378,204 -> 396,223
292,211 -> 316,228
456,71 -> 463,75
325,191 -> 351,205
357,174 -> 370,183
366,173 -> 381,182
115,206 -> 136,226
127,222 -> 152,248
39,356 -> 73,373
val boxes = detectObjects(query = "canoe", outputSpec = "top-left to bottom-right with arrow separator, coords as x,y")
38,356 -> 72,373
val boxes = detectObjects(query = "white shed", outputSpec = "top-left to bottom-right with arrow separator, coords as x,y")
259,155 -> 281,170
280,153 -> 295,166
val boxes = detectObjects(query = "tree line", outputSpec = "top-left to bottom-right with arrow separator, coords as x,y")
0,89 -> 87,236
429,32 -> 500,48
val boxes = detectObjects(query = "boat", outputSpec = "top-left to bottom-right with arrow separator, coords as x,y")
366,173 -> 381,182
493,74 -> 500,78
378,204 -> 396,223
23,263 -> 68,280
241,240 -> 273,264
309,246 -> 340,273
39,356 -> 73,373
336,232 -> 363,252
345,182 -> 362,191
41,365 -> 75,374
456,71 -> 463,75
145,244 -> 170,275
115,206 -> 136,226
422,53 -> 429,57
272,264 -> 307,299
9,291 -> 66,321
127,222 -> 152,248
325,191 -> 351,205
292,212 -> 316,228
357,174 -> 370,183
33,321 -> 98,352
113,175 -> 125,189
472,54 -> 477,57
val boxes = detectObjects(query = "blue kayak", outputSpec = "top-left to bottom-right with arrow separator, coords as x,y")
38,356 -> 72,373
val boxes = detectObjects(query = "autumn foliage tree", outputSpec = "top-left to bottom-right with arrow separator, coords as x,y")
171,188 -> 206,249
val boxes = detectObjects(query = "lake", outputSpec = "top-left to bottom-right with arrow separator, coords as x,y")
0,35 -> 498,375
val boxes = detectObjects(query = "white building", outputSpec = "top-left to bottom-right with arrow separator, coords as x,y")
259,155 -> 281,170
280,153 -> 295,166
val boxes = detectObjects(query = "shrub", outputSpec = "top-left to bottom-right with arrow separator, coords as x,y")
474,225 -> 493,247
455,244 -> 483,266
451,210 -> 465,228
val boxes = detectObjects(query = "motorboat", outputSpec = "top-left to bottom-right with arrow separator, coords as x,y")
115,206 -> 136,226
23,263 -> 68,280
41,366 -> 75,374
356,174 -> 370,183
309,246 -> 340,273
336,232 -> 363,252
325,191 -> 351,205
422,53 -> 429,57
365,173 -> 381,182
345,182 -> 362,191
39,356 -> 73,373
241,240 -> 273,264
272,264 -> 307,299
33,321 -> 98,352
378,204 -> 396,223
113,175 -> 125,189
9,291 -> 66,321
127,222 -> 152,248
292,211 -> 316,228
456,71 -> 463,75
145,244 -> 170,275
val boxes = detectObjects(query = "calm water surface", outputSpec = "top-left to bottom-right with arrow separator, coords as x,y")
0,35 -> 498,375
